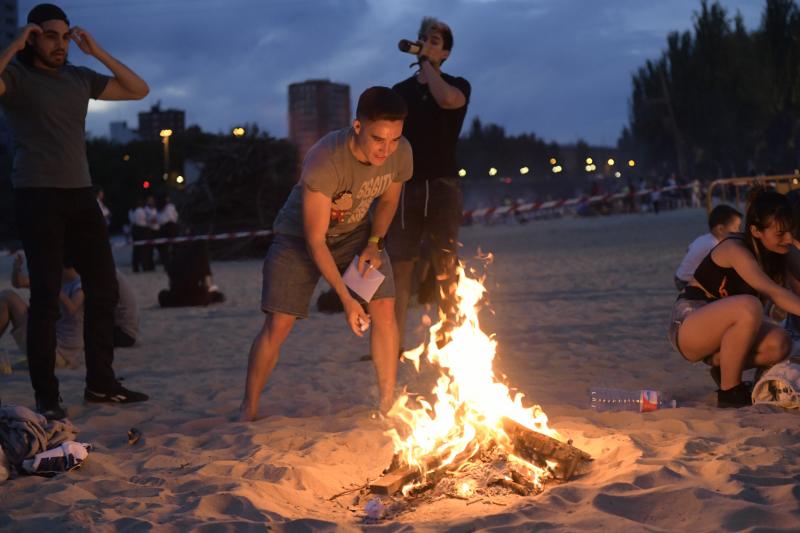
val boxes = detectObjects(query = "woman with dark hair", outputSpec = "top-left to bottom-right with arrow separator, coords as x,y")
668,186 -> 800,408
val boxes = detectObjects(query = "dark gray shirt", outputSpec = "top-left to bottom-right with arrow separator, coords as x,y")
273,128 -> 413,238
0,61 -> 110,188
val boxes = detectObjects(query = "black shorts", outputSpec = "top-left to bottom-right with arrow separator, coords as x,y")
386,178 -> 462,262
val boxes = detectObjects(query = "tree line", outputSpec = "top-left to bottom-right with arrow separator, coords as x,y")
620,0 -> 800,180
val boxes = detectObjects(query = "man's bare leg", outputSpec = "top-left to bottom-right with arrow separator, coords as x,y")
369,298 -> 399,413
392,260 -> 416,350
239,312 -> 296,421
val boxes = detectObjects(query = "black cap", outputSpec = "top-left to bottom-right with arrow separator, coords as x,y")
27,4 -> 69,26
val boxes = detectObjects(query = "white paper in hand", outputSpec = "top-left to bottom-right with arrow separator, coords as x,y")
343,255 -> 385,303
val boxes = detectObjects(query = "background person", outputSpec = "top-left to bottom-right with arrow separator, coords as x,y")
129,197 -> 153,272
96,188 -> 110,226
674,204 -> 742,290
158,241 -> 224,308
10,253 -> 84,369
113,269 -> 139,347
387,17 -> 471,350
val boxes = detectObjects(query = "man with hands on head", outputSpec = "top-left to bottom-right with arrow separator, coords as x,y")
0,3 -> 150,420
239,87 -> 412,422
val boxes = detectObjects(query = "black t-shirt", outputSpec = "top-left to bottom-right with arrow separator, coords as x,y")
393,73 -> 471,181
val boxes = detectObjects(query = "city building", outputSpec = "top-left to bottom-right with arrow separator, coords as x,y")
0,0 -> 16,49
109,120 -> 139,144
137,102 -> 185,141
288,79 -> 350,157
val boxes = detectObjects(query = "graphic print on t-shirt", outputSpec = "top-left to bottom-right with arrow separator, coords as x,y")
328,173 -> 396,228
343,172 -> 394,225
331,191 -> 353,225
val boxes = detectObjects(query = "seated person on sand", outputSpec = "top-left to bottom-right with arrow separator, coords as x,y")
12,253 -> 139,349
668,187 -> 800,408
674,204 -> 742,291
158,241 -> 224,308
113,269 -> 139,347
7,253 -> 84,368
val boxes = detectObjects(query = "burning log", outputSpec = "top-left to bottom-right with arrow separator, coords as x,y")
370,466 -> 427,496
369,264 -> 592,508
501,417 -> 592,480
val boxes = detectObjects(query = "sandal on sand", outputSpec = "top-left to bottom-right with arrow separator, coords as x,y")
717,383 -> 752,408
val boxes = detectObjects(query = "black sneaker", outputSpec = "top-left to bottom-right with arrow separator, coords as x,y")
84,384 -> 149,404
717,383 -> 752,408
36,396 -> 68,420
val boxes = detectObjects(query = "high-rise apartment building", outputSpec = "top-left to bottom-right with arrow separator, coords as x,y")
288,80 -> 350,157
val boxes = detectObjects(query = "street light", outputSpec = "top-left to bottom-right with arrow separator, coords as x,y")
176,175 -> 185,184
488,167 -> 498,176
607,158 -> 615,166
585,157 -> 593,165
458,168 -> 467,177
519,166 -> 529,175
628,159 -> 636,167
232,127 -> 246,137
160,129 -> 173,180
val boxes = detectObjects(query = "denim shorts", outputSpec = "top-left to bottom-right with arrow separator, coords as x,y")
260,225 -> 395,318
668,297 -> 708,359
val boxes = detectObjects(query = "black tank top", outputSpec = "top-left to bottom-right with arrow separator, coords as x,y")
688,235 -> 759,300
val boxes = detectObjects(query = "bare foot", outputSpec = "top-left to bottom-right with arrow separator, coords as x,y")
238,401 -> 259,422
379,397 -> 393,417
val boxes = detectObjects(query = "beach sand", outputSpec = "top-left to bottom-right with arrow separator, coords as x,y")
1,208 -> 799,531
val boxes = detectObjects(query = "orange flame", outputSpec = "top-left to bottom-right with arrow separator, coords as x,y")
386,262 -> 561,493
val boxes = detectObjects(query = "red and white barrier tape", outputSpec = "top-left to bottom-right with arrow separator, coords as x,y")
0,185 -> 695,257
0,229 -> 275,257
126,229 -> 274,247
463,184 -> 691,220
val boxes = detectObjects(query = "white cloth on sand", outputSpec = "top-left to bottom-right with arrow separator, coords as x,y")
752,360 -> 800,409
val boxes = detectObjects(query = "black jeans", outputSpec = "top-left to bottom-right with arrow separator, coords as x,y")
131,225 -> 154,272
14,188 -> 119,403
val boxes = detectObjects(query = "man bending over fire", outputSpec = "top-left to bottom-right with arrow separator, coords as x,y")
239,87 -> 413,421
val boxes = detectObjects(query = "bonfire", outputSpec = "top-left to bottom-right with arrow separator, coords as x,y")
365,260 -> 591,515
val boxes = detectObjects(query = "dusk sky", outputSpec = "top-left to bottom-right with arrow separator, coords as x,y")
19,0 -> 763,146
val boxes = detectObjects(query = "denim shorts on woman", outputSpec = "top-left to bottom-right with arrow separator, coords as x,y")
260,225 -> 395,318
667,297 -> 708,359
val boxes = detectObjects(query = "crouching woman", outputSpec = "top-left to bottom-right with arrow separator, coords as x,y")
669,187 -> 799,408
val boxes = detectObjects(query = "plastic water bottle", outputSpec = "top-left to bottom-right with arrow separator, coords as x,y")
590,388 -> 676,412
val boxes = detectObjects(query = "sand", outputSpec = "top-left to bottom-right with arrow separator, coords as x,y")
1,208 -> 799,531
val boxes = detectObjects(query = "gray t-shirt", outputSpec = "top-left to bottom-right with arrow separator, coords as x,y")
0,61 -> 110,188
273,128 -> 413,238
114,269 -> 139,339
